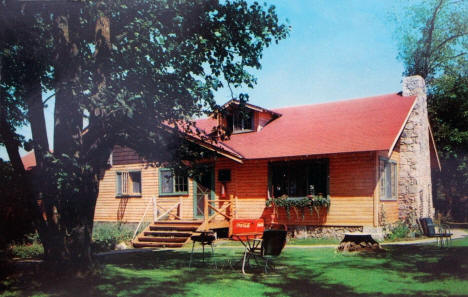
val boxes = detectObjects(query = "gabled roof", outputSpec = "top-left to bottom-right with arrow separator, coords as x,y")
21,93 -> 419,167
196,93 -> 417,160
221,99 -> 282,117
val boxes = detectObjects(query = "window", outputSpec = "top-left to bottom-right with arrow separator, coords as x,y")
159,169 -> 188,196
116,171 -> 141,197
269,160 -> 329,198
379,158 -> 397,200
227,110 -> 254,133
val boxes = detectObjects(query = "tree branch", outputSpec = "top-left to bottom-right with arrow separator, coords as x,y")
431,32 -> 468,55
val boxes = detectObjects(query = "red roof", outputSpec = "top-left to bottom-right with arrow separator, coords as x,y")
21,151 -> 37,170
196,93 -> 417,160
21,93 -> 417,167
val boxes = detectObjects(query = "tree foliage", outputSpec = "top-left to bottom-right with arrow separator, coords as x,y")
394,0 -> 467,83
0,0 -> 288,271
429,74 -> 468,220
394,0 -> 468,221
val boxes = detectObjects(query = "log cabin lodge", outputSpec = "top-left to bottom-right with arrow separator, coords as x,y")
22,76 -> 440,247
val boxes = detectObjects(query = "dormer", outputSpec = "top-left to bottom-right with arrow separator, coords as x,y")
220,100 -> 281,134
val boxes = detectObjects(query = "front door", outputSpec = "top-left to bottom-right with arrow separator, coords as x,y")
194,167 -> 214,219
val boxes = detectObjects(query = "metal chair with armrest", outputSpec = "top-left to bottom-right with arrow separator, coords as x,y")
419,217 -> 453,247
242,224 -> 287,274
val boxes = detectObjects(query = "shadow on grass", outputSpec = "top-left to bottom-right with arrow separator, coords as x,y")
2,239 -> 468,297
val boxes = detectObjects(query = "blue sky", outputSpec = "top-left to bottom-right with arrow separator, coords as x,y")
0,1 -> 405,160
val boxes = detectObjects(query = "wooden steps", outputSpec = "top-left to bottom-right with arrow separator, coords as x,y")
133,220 -> 203,248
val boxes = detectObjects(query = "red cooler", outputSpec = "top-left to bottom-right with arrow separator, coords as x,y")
231,219 -> 264,240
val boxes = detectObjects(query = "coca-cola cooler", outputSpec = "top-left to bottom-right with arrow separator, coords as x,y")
231,219 -> 264,240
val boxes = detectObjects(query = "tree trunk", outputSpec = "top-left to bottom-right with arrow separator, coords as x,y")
24,70 -> 49,167
53,8 -> 82,157
32,7 -> 96,272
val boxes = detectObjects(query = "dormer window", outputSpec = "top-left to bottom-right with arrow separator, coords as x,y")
227,110 -> 254,133
218,99 -> 281,134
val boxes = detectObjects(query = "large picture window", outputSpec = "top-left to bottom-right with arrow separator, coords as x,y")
379,158 -> 397,200
159,169 -> 188,196
269,159 -> 329,198
116,171 -> 141,197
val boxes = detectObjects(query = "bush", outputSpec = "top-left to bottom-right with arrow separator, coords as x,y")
9,242 -> 44,259
385,221 -> 421,241
0,160 -> 36,249
92,222 -> 134,252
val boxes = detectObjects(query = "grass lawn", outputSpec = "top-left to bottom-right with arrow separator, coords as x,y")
1,237 -> 468,297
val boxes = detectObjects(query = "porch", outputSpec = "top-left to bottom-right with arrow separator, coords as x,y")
132,194 -> 238,248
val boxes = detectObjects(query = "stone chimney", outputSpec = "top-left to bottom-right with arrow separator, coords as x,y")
398,76 -> 434,222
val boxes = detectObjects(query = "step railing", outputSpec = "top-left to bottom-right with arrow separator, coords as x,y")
154,196 -> 183,222
132,196 -> 155,241
132,196 -> 184,242
203,194 -> 236,225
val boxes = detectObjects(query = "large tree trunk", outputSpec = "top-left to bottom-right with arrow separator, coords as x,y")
53,7 -> 82,157
34,7 -> 112,273
30,6 -> 97,272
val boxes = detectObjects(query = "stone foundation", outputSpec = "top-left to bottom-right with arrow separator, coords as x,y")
289,225 -> 364,239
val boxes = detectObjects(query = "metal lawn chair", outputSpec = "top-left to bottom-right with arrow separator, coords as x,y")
242,224 -> 287,274
419,217 -> 453,247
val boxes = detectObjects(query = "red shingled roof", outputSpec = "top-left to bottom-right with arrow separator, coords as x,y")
21,93 -> 417,167
21,151 -> 37,170
196,93 -> 417,160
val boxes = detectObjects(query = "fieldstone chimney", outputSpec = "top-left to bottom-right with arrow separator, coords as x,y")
398,76 -> 434,222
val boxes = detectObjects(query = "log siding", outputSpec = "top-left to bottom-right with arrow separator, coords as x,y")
95,143 -> 402,227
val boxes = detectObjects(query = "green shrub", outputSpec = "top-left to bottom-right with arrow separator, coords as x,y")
10,242 -> 44,259
92,222 -> 134,252
386,222 -> 411,241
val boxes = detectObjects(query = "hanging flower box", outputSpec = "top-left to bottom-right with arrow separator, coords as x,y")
266,194 -> 331,221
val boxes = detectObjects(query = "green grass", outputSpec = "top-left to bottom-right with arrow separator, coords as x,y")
214,237 -> 340,247
287,237 -> 340,245
2,237 -> 468,297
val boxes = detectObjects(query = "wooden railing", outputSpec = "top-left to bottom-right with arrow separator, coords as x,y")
154,196 -> 183,222
132,196 -> 155,241
203,194 -> 236,225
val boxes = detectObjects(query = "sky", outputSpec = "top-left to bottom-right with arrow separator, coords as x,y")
0,0 -> 405,161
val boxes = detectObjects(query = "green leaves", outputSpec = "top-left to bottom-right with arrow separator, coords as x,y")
266,195 -> 331,220
393,0 -> 467,82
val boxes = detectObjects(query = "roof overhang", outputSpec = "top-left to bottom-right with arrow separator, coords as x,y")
164,122 -> 244,164
221,99 -> 282,117
183,134 -> 244,164
388,96 -> 418,158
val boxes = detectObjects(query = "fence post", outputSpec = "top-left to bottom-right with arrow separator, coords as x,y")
179,197 -> 183,220
204,194 -> 209,224
229,194 -> 234,218
235,196 -> 238,219
153,196 -> 157,222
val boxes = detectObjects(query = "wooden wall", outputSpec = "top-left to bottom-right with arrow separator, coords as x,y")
94,146 -> 195,222
95,145 -> 402,227
214,151 -> 381,227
